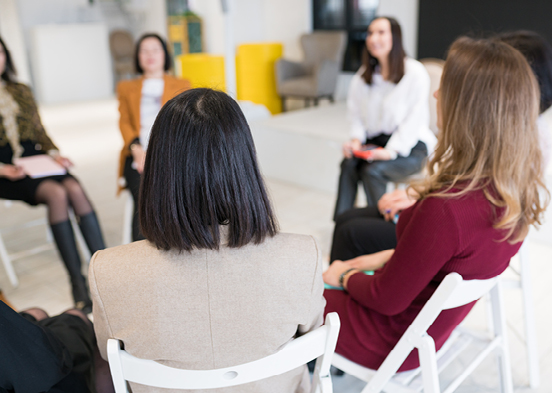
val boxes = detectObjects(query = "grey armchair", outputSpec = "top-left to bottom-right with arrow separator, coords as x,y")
276,31 -> 347,111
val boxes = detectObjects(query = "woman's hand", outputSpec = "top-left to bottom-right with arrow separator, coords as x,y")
369,148 -> 393,161
347,249 -> 394,271
342,139 -> 362,158
323,260 -> 354,288
377,189 -> 419,221
0,164 -> 26,181
131,145 -> 146,174
53,156 -> 73,169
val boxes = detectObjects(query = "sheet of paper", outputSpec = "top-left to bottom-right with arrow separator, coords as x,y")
14,155 -> 67,179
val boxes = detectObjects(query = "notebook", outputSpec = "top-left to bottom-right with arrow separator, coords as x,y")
14,155 -> 67,179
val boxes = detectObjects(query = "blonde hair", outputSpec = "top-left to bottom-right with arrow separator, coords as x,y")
414,37 -> 549,242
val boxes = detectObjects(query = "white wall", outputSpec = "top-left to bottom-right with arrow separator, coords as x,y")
29,24 -> 113,104
143,0 -> 168,37
0,0 -> 32,84
263,0 -> 312,61
189,0 -> 312,61
377,0 -> 419,58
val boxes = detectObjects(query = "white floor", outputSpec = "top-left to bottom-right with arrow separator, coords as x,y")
1,98 -> 551,392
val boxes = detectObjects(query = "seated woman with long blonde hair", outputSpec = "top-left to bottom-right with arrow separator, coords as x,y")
323,36 -> 549,371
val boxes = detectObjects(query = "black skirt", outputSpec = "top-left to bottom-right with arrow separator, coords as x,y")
0,142 -> 75,205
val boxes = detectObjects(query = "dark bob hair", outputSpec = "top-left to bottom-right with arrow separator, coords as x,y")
0,37 -> 17,83
139,88 -> 279,251
362,16 -> 406,85
497,30 -> 552,113
134,33 -> 172,74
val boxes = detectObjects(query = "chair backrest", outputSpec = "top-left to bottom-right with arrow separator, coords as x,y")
420,58 -> 444,136
108,312 -> 340,393
301,31 -> 347,69
109,30 -> 134,61
366,272 -> 499,392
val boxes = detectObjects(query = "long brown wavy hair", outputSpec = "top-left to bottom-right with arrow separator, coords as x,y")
414,37 -> 549,242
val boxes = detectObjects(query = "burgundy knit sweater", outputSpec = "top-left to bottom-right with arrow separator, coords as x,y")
324,188 -> 521,371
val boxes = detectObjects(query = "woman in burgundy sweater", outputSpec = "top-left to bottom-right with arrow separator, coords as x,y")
323,36 -> 549,371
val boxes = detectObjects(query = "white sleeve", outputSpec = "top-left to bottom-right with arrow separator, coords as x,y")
385,62 -> 431,157
347,74 -> 367,141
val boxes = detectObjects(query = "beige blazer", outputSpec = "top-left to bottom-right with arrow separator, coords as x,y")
89,232 -> 325,393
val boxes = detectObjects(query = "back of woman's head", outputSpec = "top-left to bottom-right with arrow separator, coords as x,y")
139,88 -> 278,251
419,36 -> 548,242
497,30 -> 552,113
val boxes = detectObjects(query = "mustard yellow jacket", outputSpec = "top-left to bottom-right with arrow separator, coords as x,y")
116,75 -> 190,193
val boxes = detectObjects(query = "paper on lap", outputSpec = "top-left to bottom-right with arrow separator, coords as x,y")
14,155 -> 66,179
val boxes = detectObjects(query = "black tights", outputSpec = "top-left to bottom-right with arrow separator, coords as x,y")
35,178 -> 92,224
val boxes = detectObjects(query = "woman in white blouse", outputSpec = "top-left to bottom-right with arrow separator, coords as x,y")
334,17 -> 436,220
117,34 -> 189,241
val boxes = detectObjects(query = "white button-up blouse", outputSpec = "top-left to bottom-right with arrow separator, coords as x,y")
347,57 -> 437,157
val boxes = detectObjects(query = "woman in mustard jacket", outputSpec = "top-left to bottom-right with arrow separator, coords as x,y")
117,33 -> 190,241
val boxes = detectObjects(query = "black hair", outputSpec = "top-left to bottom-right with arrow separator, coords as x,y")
498,31 -> 552,113
362,16 -> 405,85
134,33 -> 171,74
0,37 -> 17,83
139,88 -> 279,251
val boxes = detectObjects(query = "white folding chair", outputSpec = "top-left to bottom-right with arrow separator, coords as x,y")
332,273 -> 513,393
107,312 -> 340,393
0,199 -> 90,287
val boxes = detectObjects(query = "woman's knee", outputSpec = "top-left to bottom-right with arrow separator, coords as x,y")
340,157 -> 360,172
36,181 -> 69,206
335,206 -> 381,226
63,308 -> 92,326
62,178 -> 85,198
21,307 -> 49,321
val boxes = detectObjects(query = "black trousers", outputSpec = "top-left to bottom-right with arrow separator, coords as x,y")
333,136 -> 427,220
330,206 -> 398,263
123,156 -> 145,241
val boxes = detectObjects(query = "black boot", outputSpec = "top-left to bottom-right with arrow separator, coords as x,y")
50,220 -> 92,314
77,211 -> 106,254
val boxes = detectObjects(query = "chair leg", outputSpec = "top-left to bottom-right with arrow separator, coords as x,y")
518,243 -> 540,388
281,97 -> 287,112
0,233 -> 19,287
329,95 -> 335,104
313,97 -> 319,106
122,191 -> 134,245
305,98 -> 310,108
491,284 -> 514,393
418,334 -> 440,393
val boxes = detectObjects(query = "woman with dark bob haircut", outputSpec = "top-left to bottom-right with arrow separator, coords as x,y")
90,88 -> 325,393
